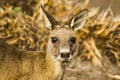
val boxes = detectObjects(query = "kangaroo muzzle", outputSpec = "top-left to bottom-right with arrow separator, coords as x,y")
60,48 -> 71,58
57,47 -> 72,65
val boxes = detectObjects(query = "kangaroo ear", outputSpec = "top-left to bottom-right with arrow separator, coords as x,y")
69,9 -> 88,31
41,5 -> 58,30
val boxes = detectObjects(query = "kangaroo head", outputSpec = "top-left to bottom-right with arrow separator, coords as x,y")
41,5 -> 88,65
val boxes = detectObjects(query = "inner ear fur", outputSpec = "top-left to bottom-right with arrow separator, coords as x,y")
69,9 -> 88,31
41,5 -> 59,30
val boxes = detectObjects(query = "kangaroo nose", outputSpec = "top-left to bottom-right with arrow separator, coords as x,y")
60,53 -> 70,59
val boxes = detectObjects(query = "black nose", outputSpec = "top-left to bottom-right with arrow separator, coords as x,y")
60,53 -> 70,58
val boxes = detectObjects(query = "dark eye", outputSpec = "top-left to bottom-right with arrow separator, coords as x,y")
70,37 -> 76,43
51,37 -> 58,43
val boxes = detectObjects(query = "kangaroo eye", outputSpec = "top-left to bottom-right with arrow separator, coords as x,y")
51,37 -> 58,43
70,37 -> 76,44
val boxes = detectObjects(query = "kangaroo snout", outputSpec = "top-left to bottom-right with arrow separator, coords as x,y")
60,52 -> 70,59
58,51 -> 72,65
60,47 -> 71,59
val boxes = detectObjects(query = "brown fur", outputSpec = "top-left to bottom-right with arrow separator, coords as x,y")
0,40 -> 63,80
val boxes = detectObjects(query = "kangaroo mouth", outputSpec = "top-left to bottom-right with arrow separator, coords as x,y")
57,55 -> 72,66
61,60 -> 70,66
57,58 -> 70,65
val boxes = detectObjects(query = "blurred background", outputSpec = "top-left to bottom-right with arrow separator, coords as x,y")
88,0 -> 120,14
0,0 -> 120,80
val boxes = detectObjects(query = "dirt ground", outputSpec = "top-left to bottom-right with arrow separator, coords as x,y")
64,55 -> 120,80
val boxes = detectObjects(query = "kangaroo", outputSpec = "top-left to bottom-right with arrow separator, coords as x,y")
0,5 -> 88,80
